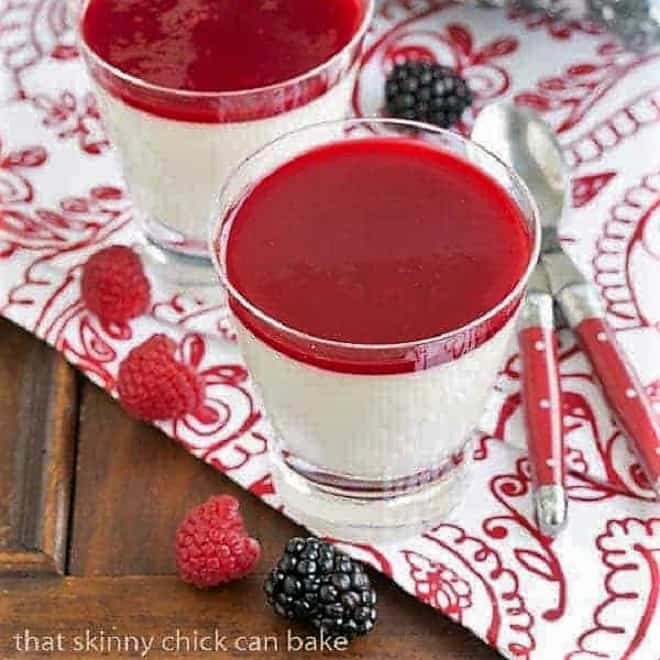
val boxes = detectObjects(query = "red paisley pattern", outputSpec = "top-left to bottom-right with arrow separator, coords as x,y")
572,171 -> 617,208
568,518 -> 660,660
593,171 -> 660,331
354,3 -> 518,130
515,45 -> 660,133
0,140 -> 47,208
506,6 -> 602,41
1,1 -> 659,659
403,549 -> 473,619
31,90 -> 109,155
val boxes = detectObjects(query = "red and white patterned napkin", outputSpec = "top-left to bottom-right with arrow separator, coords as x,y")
1,1 -> 659,657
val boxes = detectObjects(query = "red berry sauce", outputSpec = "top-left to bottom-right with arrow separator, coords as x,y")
223,138 -> 533,374
81,0 -> 365,122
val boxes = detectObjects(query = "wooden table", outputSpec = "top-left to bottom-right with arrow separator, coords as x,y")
0,317 -> 500,659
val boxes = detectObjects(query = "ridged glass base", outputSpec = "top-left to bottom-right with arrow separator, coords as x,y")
135,231 -> 216,289
270,446 -> 469,543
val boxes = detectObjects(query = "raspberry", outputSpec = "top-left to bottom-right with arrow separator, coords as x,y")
175,495 -> 260,588
117,334 -> 204,421
81,245 -> 151,325
184,495 -> 245,534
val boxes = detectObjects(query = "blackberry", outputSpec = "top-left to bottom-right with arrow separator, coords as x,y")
385,60 -> 472,128
264,537 -> 377,641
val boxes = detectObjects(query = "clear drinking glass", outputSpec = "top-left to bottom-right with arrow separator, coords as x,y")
77,0 -> 374,281
210,119 -> 540,541
67,0 -> 81,23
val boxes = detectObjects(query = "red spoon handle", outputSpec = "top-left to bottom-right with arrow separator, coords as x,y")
576,317 -> 660,494
519,325 -> 564,488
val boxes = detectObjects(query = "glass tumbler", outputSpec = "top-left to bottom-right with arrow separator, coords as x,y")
210,119 -> 540,541
77,0 -> 374,281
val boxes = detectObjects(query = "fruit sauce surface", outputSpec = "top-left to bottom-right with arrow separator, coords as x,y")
82,0 -> 364,92
226,138 -> 531,351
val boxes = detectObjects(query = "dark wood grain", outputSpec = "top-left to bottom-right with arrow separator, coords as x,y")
69,383 -> 299,576
0,576 -> 499,659
0,319 -> 78,576
0,318 -> 500,659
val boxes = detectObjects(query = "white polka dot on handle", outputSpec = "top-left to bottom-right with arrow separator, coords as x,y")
540,399 -> 550,409
625,388 -> 637,399
597,332 -> 608,342
546,459 -> 557,468
534,341 -> 545,351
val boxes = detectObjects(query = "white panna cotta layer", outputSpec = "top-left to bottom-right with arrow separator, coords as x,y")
92,72 -> 357,248
235,314 -> 517,482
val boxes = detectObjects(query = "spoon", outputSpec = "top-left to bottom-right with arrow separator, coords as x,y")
473,103 -> 568,536
473,102 -> 660,509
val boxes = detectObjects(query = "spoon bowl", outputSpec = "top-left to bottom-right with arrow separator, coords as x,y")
471,102 -> 568,231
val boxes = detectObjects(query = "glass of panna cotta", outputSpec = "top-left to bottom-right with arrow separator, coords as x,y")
78,0 -> 373,274
211,119 -> 540,542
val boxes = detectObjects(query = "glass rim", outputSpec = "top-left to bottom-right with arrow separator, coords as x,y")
77,0 -> 375,100
210,117 -> 542,352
